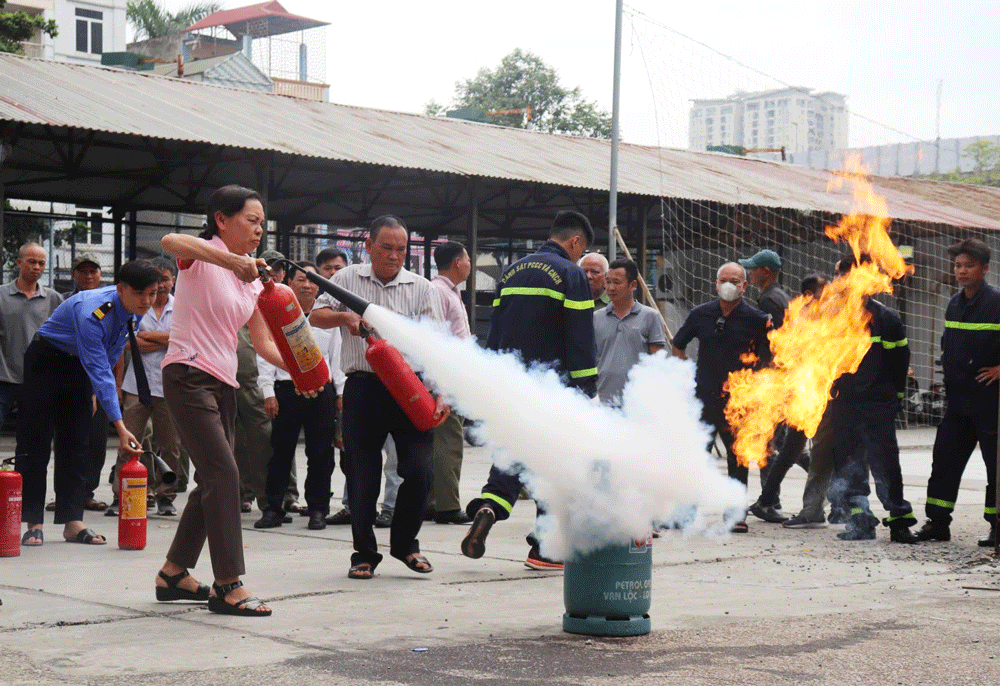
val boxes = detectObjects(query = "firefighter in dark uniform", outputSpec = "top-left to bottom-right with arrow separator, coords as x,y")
460,211 -> 597,570
17,260 -> 161,546
829,254 -> 918,543
917,238 -> 1000,547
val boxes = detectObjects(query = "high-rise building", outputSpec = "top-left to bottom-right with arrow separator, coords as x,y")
690,88 -> 847,157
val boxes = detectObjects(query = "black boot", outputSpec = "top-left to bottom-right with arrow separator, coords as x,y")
254,509 -> 284,529
915,520 -> 950,542
889,523 -> 919,544
836,512 -> 877,541
978,522 -> 998,548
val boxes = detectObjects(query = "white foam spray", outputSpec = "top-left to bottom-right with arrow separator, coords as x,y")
362,305 -> 747,560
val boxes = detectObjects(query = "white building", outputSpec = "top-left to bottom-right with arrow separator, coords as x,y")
9,0 -> 126,64
690,88 -> 847,157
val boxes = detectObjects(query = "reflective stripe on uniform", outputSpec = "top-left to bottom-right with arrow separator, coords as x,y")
850,507 -> 868,516
570,367 -> 598,379
493,287 -> 594,311
481,492 -> 514,514
945,321 -> 1000,331
927,497 -> 955,510
986,507 -> 998,515
884,512 -> 916,523
870,335 -> 908,349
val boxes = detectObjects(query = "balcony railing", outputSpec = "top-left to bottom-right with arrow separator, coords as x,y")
272,78 -> 328,103
18,41 -> 45,58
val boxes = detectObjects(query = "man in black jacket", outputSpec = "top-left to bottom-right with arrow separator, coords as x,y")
917,238 -> 1000,547
828,254 -> 918,543
461,211 -> 597,570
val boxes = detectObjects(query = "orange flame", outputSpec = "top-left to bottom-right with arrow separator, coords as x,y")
724,157 -> 913,468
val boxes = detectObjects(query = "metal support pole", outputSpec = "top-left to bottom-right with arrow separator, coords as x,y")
608,0 -> 623,262
466,179 -> 479,331
423,233 -> 432,280
113,207 -> 123,277
128,208 -> 137,260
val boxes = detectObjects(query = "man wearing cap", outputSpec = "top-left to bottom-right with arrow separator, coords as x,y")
65,253 -> 103,297
738,249 -> 807,524
63,253 -> 112,513
0,243 -> 64,429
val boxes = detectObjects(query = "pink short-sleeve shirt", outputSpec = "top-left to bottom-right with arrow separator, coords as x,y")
161,235 -> 263,387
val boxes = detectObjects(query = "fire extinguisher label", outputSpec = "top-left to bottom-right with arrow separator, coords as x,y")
120,478 -> 147,520
281,314 -> 323,373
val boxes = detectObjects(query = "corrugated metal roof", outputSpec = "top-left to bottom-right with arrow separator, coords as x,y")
2,54 -> 999,230
184,1 -> 329,35
150,52 -> 272,91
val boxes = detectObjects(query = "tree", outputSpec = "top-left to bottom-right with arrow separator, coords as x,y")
2,201 -> 87,271
126,0 -> 222,41
0,0 -> 57,55
428,48 -> 613,139
963,139 -> 1000,175
926,140 -> 1000,188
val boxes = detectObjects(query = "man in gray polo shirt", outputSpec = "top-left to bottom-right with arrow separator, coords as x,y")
0,242 -> 64,427
594,258 -> 666,406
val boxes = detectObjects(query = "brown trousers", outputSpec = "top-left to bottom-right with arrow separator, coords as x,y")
162,363 -> 245,579
428,412 -> 464,513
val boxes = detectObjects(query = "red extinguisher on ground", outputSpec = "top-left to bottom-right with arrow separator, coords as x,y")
283,261 -> 440,432
0,457 -> 22,557
119,449 -> 148,550
256,268 -> 330,394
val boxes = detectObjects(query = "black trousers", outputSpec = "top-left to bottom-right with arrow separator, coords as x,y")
16,338 -> 94,525
85,402 -> 109,500
758,426 -> 808,507
700,399 -> 747,485
342,373 -> 434,569
926,405 -> 998,525
466,464 -> 546,548
829,398 -> 914,525
265,380 -> 335,514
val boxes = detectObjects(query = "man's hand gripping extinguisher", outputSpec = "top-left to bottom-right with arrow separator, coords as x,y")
276,260 -> 441,432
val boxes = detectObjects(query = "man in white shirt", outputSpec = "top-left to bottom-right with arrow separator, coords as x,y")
254,261 -> 341,531
112,257 -> 182,516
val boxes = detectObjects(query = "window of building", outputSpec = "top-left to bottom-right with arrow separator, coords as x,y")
692,109 -> 702,117
796,99 -> 805,106
777,99 -> 788,107
766,110 -> 775,118
747,102 -> 759,111
705,117 -> 713,125
721,106 -> 733,114
75,8 -> 103,54
706,107 -> 716,114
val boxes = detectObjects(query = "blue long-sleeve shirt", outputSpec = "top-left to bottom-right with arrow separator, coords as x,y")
36,285 -> 137,422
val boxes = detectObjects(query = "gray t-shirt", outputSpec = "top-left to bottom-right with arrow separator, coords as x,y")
594,301 -> 667,405
0,280 -> 64,384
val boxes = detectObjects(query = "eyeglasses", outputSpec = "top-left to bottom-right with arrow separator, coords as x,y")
715,316 -> 726,336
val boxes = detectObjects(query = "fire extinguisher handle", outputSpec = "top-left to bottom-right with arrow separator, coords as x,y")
358,321 -> 374,339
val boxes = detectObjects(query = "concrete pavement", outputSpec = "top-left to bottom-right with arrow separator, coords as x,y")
1,427 -> 999,685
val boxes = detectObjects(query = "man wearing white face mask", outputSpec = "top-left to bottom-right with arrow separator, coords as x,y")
671,262 -> 772,533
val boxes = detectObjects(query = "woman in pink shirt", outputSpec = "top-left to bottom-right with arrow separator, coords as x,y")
154,185 -> 304,617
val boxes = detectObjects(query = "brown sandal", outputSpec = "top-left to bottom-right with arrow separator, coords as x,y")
348,562 -> 373,580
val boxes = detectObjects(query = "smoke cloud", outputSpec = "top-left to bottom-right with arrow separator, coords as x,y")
362,305 -> 747,560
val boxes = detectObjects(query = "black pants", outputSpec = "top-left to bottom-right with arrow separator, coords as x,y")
265,381 -> 335,514
85,402 -> 109,500
926,404 -> 998,525
342,373 -> 434,569
758,425 -> 808,507
16,338 -> 94,525
829,398 -> 914,525
700,399 -> 747,485
466,464 -> 546,548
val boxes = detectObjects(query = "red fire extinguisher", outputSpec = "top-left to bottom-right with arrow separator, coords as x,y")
119,451 -> 148,550
360,323 -> 439,432
0,457 -> 22,558
256,271 -> 330,394
280,261 -> 440,432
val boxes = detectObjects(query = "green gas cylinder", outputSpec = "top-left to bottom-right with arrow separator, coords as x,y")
562,536 -> 652,636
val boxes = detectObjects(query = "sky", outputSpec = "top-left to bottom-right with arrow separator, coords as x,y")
152,0 -> 1000,149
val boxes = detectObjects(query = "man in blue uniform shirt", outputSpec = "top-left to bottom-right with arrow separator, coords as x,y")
17,260 -> 161,547
461,211 -> 597,570
671,261 -> 772,533
917,238 -> 1000,547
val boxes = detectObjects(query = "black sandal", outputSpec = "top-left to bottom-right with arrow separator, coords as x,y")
401,554 -> 433,574
348,562 -> 373,580
207,580 -> 271,617
21,529 -> 43,546
156,570 -> 210,602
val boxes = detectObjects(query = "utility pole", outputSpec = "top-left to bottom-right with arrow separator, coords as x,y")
935,79 -> 943,174
608,0 -> 623,261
